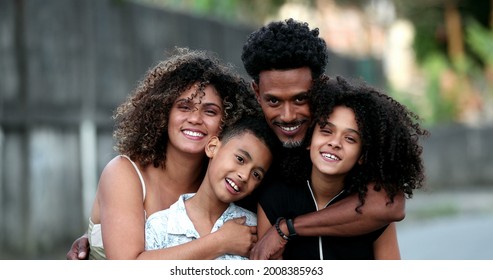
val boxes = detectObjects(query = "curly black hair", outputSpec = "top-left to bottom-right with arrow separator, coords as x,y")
291,75 -> 429,211
112,48 -> 260,169
241,18 -> 329,83
219,115 -> 282,160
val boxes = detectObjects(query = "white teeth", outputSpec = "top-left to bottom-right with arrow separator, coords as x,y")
183,130 -> 204,137
226,178 -> 239,192
280,124 -> 301,132
322,153 -> 340,161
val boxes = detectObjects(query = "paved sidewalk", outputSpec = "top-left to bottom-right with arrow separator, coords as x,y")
397,188 -> 493,260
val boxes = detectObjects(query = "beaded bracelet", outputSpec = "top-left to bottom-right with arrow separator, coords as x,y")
275,217 -> 290,240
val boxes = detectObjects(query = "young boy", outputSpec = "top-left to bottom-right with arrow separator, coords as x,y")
145,116 -> 280,260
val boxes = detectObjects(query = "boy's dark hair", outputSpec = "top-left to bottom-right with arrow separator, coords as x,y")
293,75 -> 429,211
241,18 -> 329,83
219,116 -> 281,157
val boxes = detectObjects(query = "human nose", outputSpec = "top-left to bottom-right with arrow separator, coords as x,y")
237,167 -> 250,182
327,136 -> 341,149
187,108 -> 203,124
280,103 -> 296,123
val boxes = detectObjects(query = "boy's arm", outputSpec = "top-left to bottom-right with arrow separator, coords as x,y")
250,186 -> 405,259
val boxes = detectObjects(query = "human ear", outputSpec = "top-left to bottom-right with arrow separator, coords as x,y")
358,154 -> 364,165
206,137 -> 220,158
251,81 -> 261,103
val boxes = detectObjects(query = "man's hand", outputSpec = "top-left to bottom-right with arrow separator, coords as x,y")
66,234 -> 90,260
249,225 -> 287,260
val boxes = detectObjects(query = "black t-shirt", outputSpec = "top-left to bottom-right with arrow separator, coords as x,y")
236,146 -> 307,213
258,179 -> 388,260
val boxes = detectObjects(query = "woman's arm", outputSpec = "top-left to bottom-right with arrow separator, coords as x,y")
373,223 -> 400,260
99,157 -> 256,259
98,157 -> 149,259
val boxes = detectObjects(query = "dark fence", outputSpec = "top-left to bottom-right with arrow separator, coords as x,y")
0,0 -> 258,259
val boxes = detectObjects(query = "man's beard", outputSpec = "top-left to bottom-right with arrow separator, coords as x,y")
282,139 -> 303,148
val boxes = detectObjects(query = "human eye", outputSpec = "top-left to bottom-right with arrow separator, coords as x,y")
345,134 -> 359,144
204,107 -> 220,116
345,136 -> 356,143
235,155 -> 244,164
252,170 -> 263,181
294,94 -> 308,104
320,128 -> 333,135
266,97 -> 279,106
177,100 -> 192,111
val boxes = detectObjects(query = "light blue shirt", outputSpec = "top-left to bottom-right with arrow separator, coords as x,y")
145,193 -> 257,260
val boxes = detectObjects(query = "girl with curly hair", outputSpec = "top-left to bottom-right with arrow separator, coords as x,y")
257,76 -> 429,259
81,48 -> 260,259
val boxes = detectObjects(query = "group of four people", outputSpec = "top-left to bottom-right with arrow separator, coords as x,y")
66,18 -> 428,260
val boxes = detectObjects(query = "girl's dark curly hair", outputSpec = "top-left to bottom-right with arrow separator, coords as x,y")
112,48 -> 260,169
241,18 -> 329,82
293,75 -> 429,211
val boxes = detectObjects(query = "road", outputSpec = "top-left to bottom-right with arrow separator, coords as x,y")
396,188 -> 493,260
397,213 -> 493,259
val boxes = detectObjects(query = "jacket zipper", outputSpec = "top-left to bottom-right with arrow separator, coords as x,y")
306,180 -> 345,260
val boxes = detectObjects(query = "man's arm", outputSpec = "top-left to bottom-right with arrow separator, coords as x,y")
66,233 -> 89,260
285,187 -> 405,237
250,186 -> 405,259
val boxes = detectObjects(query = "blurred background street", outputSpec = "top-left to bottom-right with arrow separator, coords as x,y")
398,188 -> 493,260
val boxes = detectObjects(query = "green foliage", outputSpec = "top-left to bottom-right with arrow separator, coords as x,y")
423,53 -> 458,124
389,52 -> 458,126
466,18 -> 493,66
412,20 -> 445,64
129,0 -> 289,26
464,18 -> 493,110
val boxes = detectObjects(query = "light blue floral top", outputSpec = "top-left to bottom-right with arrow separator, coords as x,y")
145,193 -> 257,260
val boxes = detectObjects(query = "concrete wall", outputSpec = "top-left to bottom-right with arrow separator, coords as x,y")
0,0 -> 257,259
422,124 -> 493,189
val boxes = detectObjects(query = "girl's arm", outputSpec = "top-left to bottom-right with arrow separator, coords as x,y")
373,222 -> 401,260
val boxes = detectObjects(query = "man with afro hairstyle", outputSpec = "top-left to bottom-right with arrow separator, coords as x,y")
242,19 -> 407,260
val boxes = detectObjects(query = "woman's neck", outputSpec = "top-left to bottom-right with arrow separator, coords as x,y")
163,145 -> 206,193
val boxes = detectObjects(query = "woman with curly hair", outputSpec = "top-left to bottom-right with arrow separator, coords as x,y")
81,48 -> 260,259
257,75 -> 429,259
